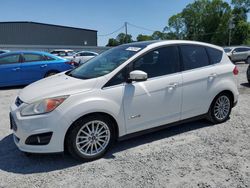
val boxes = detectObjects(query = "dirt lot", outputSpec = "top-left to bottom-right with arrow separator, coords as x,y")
0,64 -> 249,188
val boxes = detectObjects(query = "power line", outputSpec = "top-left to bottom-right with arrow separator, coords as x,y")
127,22 -> 159,32
98,25 -> 125,37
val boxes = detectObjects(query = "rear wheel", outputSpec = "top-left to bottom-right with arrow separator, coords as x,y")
208,93 -> 232,124
66,115 -> 115,161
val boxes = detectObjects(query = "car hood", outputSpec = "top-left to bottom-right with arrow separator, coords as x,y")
19,72 -> 97,103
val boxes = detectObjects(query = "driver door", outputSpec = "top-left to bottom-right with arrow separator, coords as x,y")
123,46 -> 182,134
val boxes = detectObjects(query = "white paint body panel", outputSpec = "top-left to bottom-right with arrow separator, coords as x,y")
10,40 -> 239,153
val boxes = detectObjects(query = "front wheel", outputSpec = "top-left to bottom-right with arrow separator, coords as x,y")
208,93 -> 232,124
66,115 -> 115,161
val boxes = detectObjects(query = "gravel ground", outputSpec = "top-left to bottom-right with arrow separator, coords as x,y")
0,63 -> 249,188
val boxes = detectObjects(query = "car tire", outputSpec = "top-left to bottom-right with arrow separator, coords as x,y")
65,114 -> 115,161
44,71 -> 59,78
245,57 -> 250,64
208,93 -> 232,124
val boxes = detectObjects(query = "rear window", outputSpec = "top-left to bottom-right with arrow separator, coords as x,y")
206,47 -> 223,64
180,45 -> 210,71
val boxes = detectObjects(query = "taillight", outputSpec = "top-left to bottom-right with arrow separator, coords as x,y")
233,66 -> 239,75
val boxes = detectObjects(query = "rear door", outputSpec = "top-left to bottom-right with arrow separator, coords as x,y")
20,53 -> 49,83
0,54 -> 22,87
180,44 -> 218,120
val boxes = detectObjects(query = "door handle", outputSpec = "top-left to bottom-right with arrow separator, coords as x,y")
208,73 -> 217,81
168,83 -> 178,88
40,64 -> 47,68
12,67 -> 20,71
208,73 -> 217,79
167,83 -> 178,92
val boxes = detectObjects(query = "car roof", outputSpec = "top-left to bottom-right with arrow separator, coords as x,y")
0,51 -> 60,58
76,51 -> 98,54
51,49 -> 74,52
120,40 -> 223,51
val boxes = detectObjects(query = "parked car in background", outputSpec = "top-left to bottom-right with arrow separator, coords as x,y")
73,51 -> 99,65
50,49 -> 75,60
10,40 -> 239,161
0,50 -> 10,55
0,51 -> 74,87
247,65 -> 250,83
224,46 -> 250,63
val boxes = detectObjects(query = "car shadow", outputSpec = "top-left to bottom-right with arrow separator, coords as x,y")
0,119 -> 211,174
240,82 -> 250,88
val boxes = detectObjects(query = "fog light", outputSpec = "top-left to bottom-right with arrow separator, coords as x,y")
25,132 -> 53,145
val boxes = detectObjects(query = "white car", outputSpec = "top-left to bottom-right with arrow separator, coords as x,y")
10,40 -> 239,161
73,51 -> 99,65
224,46 -> 250,63
50,49 -> 75,61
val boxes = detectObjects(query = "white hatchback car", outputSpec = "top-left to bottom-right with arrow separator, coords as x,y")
10,40 -> 239,161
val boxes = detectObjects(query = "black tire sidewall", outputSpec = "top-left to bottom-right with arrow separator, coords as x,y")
66,115 -> 115,161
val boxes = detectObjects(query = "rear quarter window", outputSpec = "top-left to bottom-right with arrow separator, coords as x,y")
206,47 -> 223,64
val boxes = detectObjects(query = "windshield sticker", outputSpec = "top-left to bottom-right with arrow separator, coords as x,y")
126,47 -> 141,52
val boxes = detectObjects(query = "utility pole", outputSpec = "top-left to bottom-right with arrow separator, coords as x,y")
125,22 -> 128,43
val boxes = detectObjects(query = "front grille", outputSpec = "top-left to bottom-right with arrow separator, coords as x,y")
15,97 -> 23,107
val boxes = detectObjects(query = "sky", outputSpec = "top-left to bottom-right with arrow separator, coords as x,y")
0,0 -> 242,46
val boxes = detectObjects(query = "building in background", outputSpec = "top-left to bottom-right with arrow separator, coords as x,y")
0,21 -> 108,53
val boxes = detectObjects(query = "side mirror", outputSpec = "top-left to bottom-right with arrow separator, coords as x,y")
128,70 -> 148,82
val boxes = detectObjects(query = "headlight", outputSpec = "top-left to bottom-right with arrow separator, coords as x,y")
20,96 -> 69,116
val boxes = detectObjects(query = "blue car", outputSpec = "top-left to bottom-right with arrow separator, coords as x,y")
0,51 -> 74,87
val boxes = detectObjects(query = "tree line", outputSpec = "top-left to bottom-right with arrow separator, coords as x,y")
106,0 -> 250,47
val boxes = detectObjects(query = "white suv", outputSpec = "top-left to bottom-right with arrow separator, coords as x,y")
10,40 -> 239,161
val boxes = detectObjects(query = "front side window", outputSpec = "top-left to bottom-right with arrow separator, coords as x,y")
0,54 -> 20,64
180,45 -> 210,71
133,46 -> 180,78
23,54 -> 44,62
68,45 -> 145,79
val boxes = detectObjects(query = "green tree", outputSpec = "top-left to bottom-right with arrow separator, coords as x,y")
116,33 -> 133,44
231,0 -> 250,12
164,0 -> 239,45
106,38 -> 119,47
151,31 -> 166,40
136,34 -> 153,41
164,13 -> 185,39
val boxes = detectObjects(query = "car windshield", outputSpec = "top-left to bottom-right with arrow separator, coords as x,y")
224,48 -> 232,53
67,45 -> 144,79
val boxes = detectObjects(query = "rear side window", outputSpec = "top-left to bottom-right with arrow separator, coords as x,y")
23,54 -> 44,62
206,47 -> 223,64
180,45 -> 209,71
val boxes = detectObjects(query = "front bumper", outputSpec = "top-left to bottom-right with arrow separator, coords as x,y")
10,102 -> 71,153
